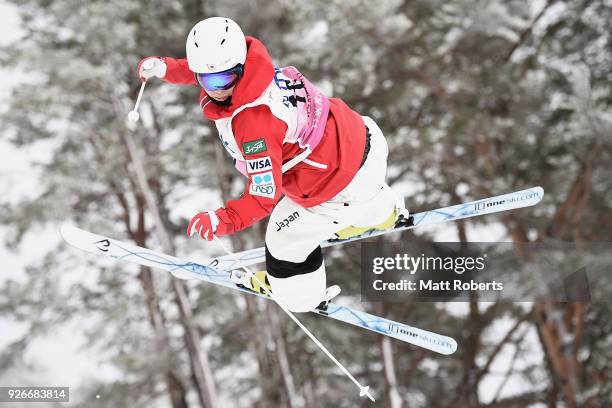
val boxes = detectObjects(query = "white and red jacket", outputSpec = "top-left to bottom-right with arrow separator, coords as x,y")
159,36 -> 366,236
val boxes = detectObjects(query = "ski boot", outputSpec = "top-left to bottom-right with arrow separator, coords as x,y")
316,285 -> 342,313
394,208 -> 414,229
332,194 -> 412,240
230,269 -> 272,296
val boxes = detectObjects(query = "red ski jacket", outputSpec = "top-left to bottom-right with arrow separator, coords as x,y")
158,37 -> 366,236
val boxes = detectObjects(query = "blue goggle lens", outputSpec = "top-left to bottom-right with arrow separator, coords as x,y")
195,65 -> 243,91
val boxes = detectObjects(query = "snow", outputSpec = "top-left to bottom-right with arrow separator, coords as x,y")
478,314 -> 546,403
0,1 -> 20,44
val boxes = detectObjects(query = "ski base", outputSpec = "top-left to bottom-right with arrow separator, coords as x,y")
60,224 -> 458,355
210,186 -> 545,271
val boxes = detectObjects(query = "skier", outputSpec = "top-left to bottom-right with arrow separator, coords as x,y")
138,17 -> 407,313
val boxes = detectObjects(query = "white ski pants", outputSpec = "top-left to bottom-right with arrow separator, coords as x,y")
265,116 -> 400,312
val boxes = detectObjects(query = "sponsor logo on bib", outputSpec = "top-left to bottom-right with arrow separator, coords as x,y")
246,156 -> 272,173
243,139 -> 267,156
249,171 -> 275,199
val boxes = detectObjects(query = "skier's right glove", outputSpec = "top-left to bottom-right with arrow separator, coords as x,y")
137,57 -> 167,81
187,210 -> 220,241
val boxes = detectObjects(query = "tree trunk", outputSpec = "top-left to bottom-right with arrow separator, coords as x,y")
375,303 -> 402,408
534,302 -> 579,408
244,295 -> 275,379
460,299 -> 482,407
138,263 -> 189,408
268,304 -> 301,408
132,196 -> 189,408
123,129 -> 219,408
173,278 -> 219,408
381,336 -> 402,408
90,118 -> 191,408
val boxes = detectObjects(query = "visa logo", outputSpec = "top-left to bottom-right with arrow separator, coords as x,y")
246,156 -> 273,174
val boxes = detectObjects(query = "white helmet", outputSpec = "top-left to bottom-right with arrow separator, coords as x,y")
186,17 -> 247,74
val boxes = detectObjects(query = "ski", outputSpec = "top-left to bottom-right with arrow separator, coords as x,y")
209,186 -> 545,271
60,225 -> 457,355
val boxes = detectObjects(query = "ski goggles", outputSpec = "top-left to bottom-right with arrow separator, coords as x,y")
194,64 -> 244,91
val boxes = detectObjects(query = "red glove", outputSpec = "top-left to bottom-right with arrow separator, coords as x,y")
187,211 -> 220,241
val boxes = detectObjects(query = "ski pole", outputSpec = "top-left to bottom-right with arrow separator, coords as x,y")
127,59 -> 153,123
212,235 -> 375,402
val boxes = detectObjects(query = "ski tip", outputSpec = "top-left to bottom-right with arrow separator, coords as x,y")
531,186 -> 545,201
60,224 -> 77,241
60,224 -> 99,251
443,336 -> 458,355
429,336 -> 458,355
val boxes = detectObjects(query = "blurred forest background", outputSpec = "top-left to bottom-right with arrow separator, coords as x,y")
0,0 -> 611,407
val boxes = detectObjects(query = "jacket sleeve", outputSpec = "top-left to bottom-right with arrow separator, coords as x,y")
160,57 -> 198,85
214,105 -> 286,235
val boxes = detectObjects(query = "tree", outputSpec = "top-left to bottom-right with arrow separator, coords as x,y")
1,0 -> 610,406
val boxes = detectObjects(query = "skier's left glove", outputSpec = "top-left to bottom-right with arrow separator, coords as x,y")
187,211 -> 220,241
